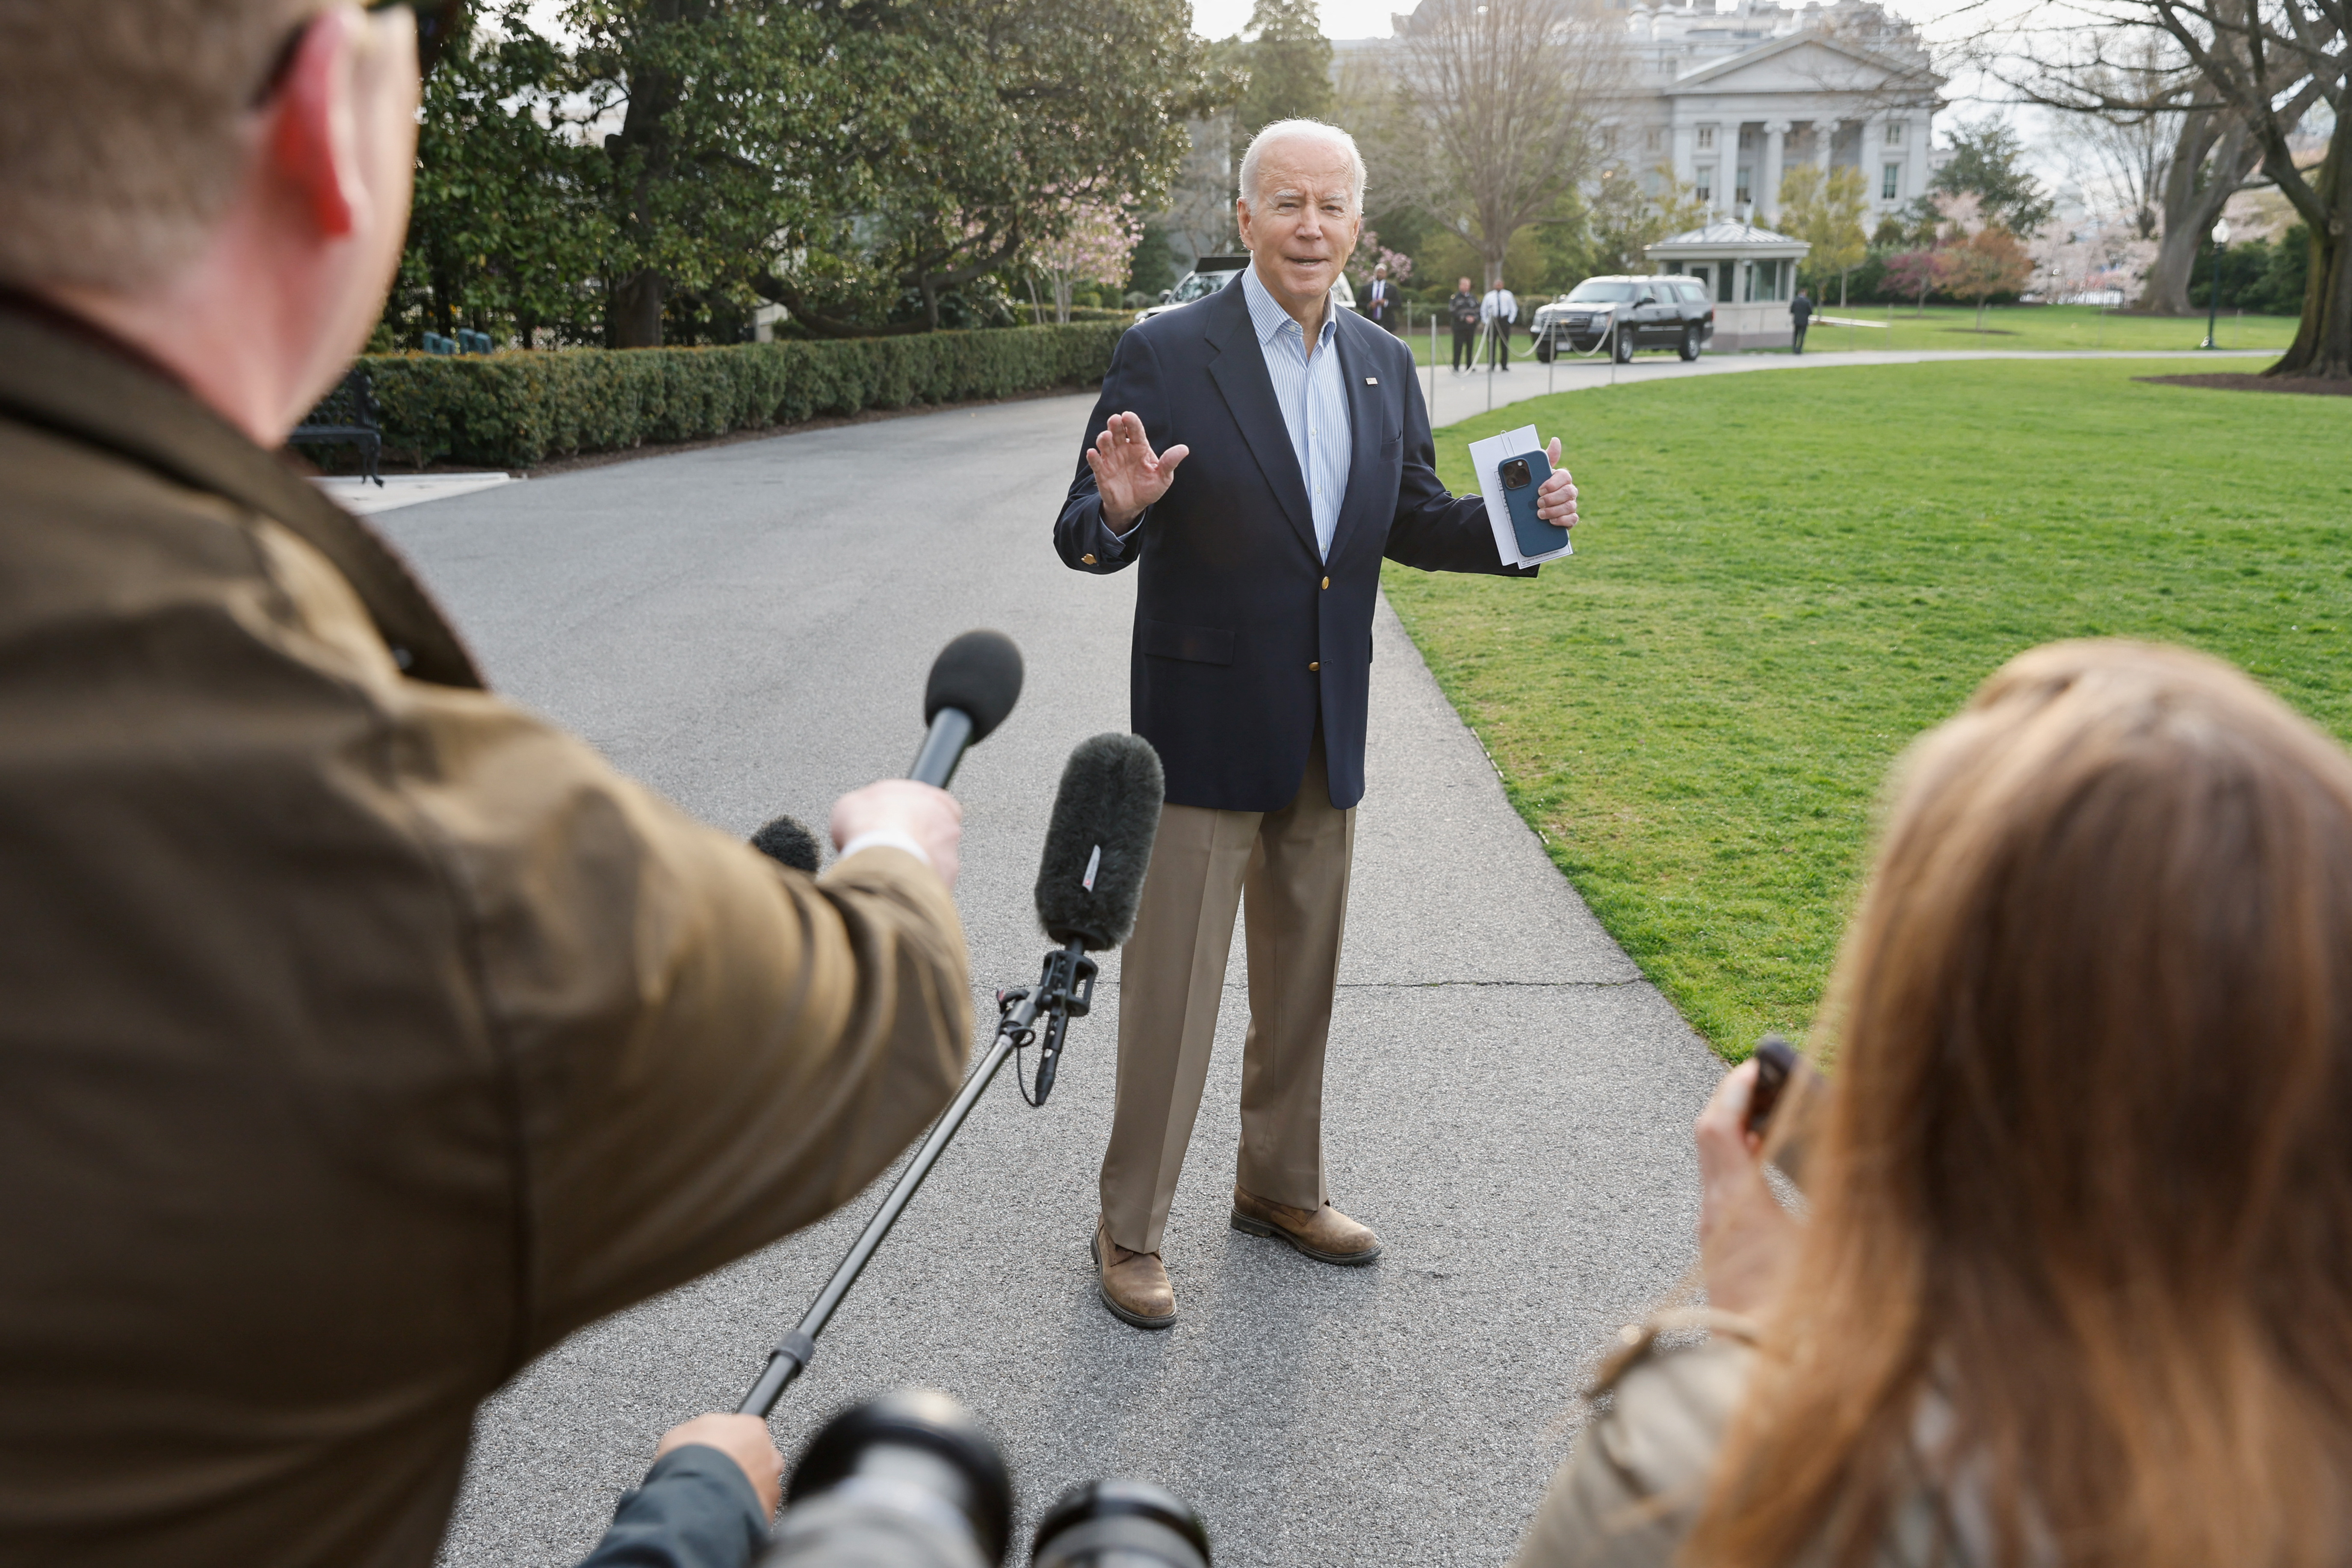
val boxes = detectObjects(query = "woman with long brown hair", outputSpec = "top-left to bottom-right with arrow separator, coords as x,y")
1513,639 -> 2352,1568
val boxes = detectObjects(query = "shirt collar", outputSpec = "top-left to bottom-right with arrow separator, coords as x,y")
1240,262 -> 1335,349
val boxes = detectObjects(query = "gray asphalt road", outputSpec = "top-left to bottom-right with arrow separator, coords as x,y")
379,393 -> 1725,1568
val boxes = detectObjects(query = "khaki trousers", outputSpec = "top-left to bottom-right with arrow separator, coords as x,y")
1099,732 -> 1355,1255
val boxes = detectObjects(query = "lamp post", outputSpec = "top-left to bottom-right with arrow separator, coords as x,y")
2201,217 -> 2231,350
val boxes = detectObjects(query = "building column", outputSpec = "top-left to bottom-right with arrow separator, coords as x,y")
1911,111 -> 1933,209
1760,120 -> 1790,226
1672,118 -> 1695,192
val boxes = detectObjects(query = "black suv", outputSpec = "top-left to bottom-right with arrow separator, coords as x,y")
1531,276 -> 1714,363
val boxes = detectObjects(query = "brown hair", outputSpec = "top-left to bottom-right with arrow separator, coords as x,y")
0,0 -> 319,291
1689,640 -> 2352,1568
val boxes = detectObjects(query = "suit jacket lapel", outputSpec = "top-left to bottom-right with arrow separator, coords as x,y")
1201,282 -> 1318,559
1328,315 -> 1385,565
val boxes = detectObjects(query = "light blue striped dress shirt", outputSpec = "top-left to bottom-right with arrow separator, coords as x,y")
1239,265 -> 1351,562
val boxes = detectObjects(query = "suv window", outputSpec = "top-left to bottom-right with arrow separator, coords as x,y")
1675,281 -> 1707,304
1172,268 -> 1241,303
1567,281 -> 1641,303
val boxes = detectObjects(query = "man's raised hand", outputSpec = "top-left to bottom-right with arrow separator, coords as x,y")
1085,411 -> 1190,533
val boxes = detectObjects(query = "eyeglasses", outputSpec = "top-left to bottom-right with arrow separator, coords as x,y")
253,0 -> 467,106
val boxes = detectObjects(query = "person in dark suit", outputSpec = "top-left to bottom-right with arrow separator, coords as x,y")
1053,118 -> 1579,1330
1791,286 -> 1814,354
1361,261 -> 1398,334
1449,276 -> 1480,371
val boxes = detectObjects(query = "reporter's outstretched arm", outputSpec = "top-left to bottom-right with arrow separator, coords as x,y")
578,1417 -> 783,1568
381,670 -> 975,1358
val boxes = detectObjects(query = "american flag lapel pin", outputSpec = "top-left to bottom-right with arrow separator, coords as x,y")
1365,376 -> 1378,385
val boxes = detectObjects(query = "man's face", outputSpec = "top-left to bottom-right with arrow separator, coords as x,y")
1459,277 -> 1473,292
1235,134 -> 1360,318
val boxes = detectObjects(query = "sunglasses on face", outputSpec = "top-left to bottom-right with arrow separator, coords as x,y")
254,0 -> 467,105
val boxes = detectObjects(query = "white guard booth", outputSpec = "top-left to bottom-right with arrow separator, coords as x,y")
1645,219 -> 1811,351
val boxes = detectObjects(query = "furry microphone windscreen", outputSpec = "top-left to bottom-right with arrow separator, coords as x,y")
922,630 -> 1024,743
750,815 -> 823,874
1034,734 -> 1165,951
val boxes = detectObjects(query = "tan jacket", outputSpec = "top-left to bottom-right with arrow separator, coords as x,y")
0,309 -> 973,1568
1511,1314 -> 1979,1568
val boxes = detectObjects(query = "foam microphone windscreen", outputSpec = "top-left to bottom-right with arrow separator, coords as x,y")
750,814 -> 822,874
1034,734 -> 1165,951
922,631 -> 1024,744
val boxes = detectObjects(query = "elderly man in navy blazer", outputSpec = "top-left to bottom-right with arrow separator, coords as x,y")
1053,119 -> 1578,1329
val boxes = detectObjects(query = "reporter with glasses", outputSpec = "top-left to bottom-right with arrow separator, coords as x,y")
1516,640 -> 2352,1568
0,6 -> 972,1565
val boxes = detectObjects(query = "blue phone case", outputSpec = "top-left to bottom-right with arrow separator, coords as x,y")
1499,449 -> 1568,558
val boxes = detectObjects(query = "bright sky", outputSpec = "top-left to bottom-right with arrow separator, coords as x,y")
1193,0 -> 2008,42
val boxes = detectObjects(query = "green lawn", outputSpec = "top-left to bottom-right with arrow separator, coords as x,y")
1389,302 -> 2299,362
1753,302 -> 2299,354
1386,359 -> 2352,1059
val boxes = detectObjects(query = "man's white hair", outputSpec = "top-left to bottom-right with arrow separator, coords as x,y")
1236,119 -> 1367,215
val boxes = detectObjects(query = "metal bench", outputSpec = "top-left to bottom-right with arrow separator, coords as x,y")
289,366 -> 383,487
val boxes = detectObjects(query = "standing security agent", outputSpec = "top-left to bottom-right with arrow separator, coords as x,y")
1053,118 -> 1580,1329
1448,276 -> 1480,372
1791,286 -> 1814,354
1481,281 -> 1519,370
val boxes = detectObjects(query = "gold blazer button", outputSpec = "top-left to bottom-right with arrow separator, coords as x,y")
1308,661 -> 1321,671
1081,553 -> 1097,565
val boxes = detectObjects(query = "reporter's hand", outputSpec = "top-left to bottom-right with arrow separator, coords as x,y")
1084,411 -> 1190,534
830,779 -> 963,889
1535,436 -> 1578,531
653,1413 -> 783,1520
1694,1058 -> 1800,1318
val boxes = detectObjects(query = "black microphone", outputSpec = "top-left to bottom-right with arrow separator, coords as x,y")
750,815 -> 822,874
910,631 -> 1024,787
1035,734 -> 1164,951
1026,734 -> 1164,1101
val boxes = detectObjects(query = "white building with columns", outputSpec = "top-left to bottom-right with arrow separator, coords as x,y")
1355,0 -> 1946,233
1612,0 -> 1946,229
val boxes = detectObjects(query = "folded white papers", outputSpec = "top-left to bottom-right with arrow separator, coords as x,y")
1469,424 -> 1574,567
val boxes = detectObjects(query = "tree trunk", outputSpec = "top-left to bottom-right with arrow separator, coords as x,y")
2132,112 -> 2243,315
611,269 -> 665,348
2265,126 -> 2349,380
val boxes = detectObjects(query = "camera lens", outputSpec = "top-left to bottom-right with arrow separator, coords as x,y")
1032,1479 -> 1210,1568
766,1388 -> 1013,1568
1501,460 -> 1530,488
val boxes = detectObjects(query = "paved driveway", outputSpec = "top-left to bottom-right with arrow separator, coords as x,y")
380,393 -> 1724,1568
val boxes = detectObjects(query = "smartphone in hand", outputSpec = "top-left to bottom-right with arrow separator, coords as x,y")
1498,449 -> 1570,559
1744,1033 -> 1824,1187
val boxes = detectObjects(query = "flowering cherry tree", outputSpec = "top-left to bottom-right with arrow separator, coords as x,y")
1884,248 -> 1942,312
1345,228 -> 1415,289
1030,198 -> 1142,324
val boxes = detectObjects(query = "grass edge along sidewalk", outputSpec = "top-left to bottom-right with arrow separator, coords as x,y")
1386,357 -> 2352,1060
359,321 -> 1123,470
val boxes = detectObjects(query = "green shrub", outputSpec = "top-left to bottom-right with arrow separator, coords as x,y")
360,321 -> 1124,469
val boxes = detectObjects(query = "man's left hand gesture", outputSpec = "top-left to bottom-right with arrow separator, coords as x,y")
1536,437 -> 1578,533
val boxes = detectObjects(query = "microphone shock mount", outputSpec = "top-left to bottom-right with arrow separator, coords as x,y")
1000,940 -> 1096,1109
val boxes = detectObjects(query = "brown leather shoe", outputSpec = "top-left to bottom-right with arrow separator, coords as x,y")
1093,1218 -> 1176,1329
1230,1187 -> 1383,1265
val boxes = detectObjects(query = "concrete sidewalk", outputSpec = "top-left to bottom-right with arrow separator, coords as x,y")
381,392 -> 1724,1568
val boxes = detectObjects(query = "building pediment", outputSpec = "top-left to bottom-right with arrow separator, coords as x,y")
1665,32 -> 1938,99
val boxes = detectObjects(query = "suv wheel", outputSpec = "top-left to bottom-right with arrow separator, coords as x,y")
1611,325 -> 1634,364
1678,325 -> 1702,362
1533,333 -> 1555,363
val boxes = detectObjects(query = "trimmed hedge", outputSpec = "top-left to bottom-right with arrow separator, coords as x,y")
360,321 -> 1124,470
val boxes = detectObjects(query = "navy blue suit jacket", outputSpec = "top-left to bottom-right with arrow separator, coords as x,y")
1055,274 -> 1534,813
